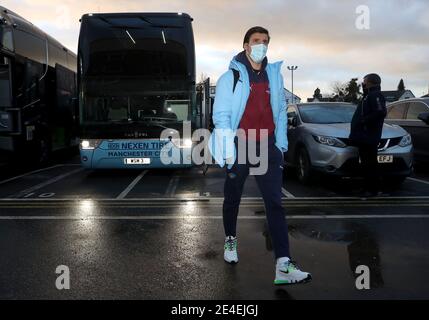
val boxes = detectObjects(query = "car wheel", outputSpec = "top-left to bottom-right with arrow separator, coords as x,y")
296,147 -> 312,184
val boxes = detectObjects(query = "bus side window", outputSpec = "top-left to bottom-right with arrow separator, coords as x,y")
24,59 -> 43,101
14,29 -> 46,65
13,60 -> 25,99
1,28 -> 14,52
0,57 -> 12,107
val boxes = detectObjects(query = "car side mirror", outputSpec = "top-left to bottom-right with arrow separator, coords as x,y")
417,112 -> 429,125
288,116 -> 297,127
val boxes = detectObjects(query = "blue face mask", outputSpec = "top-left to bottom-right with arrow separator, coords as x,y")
249,43 -> 268,64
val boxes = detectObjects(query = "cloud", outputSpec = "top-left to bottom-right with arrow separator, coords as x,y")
2,0 -> 428,98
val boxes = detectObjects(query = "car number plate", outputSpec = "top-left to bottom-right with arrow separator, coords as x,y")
125,158 -> 151,165
377,155 -> 393,163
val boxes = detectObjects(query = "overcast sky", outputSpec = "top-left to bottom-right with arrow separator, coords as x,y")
3,0 -> 428,99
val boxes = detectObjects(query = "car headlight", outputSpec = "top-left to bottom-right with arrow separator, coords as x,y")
171,138 -> 193,149
313,135 -> 347,148
399,134 -> 412,147
80,139 -> 101,150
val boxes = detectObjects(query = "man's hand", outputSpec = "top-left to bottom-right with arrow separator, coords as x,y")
226,157 -> 235,170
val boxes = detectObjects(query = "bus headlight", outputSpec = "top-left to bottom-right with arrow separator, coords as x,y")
80,139 -> 101,150
172,138 -> 193,149
183,139 -> 193,148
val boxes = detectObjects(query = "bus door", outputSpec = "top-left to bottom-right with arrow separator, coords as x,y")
0,55 -> 13,133
196,77 -> 212,174
203,77 -> 211,131
196,77 -> 211,130
53,63 -> 77,150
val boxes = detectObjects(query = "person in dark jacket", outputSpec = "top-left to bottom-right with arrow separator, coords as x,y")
349,73 -> 387,197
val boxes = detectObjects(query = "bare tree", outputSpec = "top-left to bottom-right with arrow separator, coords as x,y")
398,79 -> 405,92
199,73 -> 208,83
331,81 -> 346,97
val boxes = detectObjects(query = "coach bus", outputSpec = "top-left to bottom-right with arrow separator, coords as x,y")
0,6 -> 78,164
77,12 -> 210,169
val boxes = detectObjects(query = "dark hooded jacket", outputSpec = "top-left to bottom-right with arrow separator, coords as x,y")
349,85 -> 387,146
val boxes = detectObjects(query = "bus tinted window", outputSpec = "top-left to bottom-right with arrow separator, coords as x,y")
0,60 -> 12,107
49,43 -> 68,68
1,27 -> 14,51
14,30 -> 46,64
79,14 -> 195,126
80,15 -> 193,79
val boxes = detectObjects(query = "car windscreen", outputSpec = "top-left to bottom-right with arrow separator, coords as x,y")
298,104 -> 357,124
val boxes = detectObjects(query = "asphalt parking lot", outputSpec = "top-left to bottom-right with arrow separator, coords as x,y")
0,155 -> 428,299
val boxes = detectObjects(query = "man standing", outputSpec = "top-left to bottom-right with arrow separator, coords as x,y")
209,27 -> 311,285
350,73 -> 387,197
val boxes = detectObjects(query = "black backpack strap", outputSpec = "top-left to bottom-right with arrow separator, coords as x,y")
232,69 -> 240,93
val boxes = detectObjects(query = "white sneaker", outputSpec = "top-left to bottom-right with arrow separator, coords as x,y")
224,236 -> 238,264
274,258 -> 312,285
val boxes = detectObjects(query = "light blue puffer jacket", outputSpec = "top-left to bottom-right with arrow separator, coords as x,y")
208,56 -> 288,168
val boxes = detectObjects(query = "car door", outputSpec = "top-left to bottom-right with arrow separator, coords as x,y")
404,102 -> 429,161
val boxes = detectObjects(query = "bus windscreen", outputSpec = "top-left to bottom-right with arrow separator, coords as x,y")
80,16 -> 193,80
79,15 -> 195,126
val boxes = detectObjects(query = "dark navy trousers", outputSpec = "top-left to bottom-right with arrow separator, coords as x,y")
223,135 -> 291,259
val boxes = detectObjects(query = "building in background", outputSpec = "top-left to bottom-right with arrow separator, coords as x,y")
210,85 -> 216,99
381,90 -> 415,103
307,95 -> 334,102
284,88 -> 301,104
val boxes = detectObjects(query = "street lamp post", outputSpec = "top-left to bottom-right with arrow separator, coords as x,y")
287,66 -> 298,103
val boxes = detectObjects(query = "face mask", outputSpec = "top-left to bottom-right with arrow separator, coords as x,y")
249,43 -> 268,64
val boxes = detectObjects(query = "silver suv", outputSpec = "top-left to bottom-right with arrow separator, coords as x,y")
285,102 -> 413,185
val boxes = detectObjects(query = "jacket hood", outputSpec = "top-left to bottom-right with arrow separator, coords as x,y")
229,55 -> 283,75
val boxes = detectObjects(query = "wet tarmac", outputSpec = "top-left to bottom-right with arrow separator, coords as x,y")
0,155 -> 428,299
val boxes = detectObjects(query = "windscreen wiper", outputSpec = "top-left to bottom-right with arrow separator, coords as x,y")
139,116 -> 177,122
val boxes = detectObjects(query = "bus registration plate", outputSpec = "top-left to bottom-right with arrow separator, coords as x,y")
125,158 -> 151,165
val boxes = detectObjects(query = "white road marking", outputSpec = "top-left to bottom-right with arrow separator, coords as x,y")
0,214 -> 428,220
282,187 -> 296,198
7,168 -> 84,198
165,176 -> 180,197
2,196 -> 429,202
0,164 -> 66,186
116,170 -> 148,199
407,177 -> 429,186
